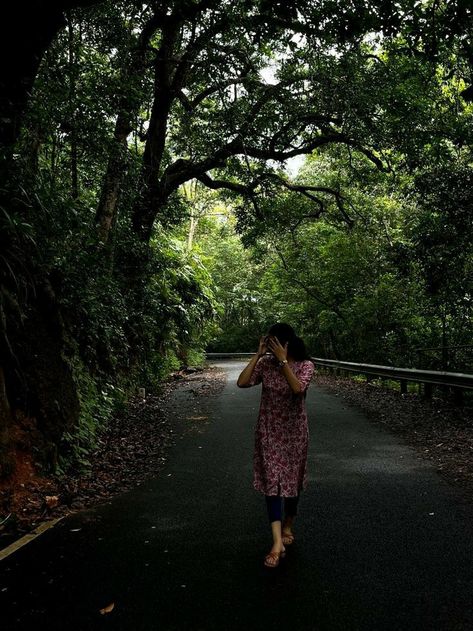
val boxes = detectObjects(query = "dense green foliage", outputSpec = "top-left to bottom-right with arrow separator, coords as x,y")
1,0 -> 472,474
207,151 -> 473,370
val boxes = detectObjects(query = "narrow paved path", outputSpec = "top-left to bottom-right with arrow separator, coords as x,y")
2,360 -> 473,630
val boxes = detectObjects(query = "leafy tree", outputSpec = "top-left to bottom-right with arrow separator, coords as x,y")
2,0 -> 473,478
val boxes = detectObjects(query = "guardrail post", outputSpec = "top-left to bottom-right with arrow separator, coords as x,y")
400,380 -> 407,394
423,383 -> 433,399
452,387 -> 463,406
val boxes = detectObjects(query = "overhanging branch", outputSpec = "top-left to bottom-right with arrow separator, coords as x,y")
259,173 -> 354,226
178,70 -> 252,113
195,172 -> 255,195
242,134 -> 385,171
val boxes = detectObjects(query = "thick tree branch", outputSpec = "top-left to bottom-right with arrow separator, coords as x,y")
168,166 -> 354,235
195,172 -> 255,195
173,0 -> 219,21
243,134 -> 385,171
162,137 -> 241,193
161,128 -> 382,213
268,114 -> 342,153
170,14 -> 234,93
256,172 -> 354,226
186,72 -> 253,111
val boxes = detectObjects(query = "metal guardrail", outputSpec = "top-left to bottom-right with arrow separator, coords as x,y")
310,358 -> 473,390
205,353 -> 473,400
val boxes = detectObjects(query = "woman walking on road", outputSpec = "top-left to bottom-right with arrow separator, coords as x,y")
237,323 -> 315,568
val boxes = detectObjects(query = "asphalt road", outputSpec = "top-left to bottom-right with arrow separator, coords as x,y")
2,360 -> 473,630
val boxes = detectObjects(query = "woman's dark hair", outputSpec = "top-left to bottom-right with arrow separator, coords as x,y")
267,322 -> 311,361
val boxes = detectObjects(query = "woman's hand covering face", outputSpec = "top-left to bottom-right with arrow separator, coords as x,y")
257,335 -> 268,356
267,336 -> 288,362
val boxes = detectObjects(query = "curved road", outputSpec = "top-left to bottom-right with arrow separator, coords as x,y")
2,360 -> 473,630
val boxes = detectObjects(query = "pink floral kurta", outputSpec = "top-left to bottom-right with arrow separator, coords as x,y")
246,354 -> 315,497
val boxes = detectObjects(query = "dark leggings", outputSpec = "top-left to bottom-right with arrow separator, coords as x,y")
265,493 -> 300,523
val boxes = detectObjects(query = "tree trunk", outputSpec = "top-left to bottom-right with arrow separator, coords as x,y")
187,212 -> 198,251
130,23 -> 180,242
22,123 -> 44,177
95,12 -> 162,244
67,12 -> 80,199
95,115 -> 133,242
131,184 -> 168,242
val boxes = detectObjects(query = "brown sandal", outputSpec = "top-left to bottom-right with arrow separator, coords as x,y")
282,531 -> 295,545
264,549 -> 286,568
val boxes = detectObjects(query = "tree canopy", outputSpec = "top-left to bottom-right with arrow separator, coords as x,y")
1,0 -> 472,475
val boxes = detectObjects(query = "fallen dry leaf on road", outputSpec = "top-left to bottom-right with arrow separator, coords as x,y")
99,602 -> 115,615
45,495 -> 59,509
